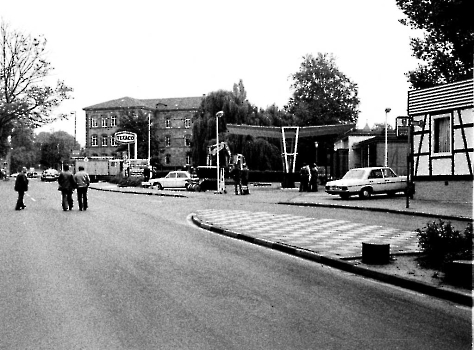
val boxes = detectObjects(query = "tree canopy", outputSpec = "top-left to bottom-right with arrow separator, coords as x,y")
0,21 -> 73,156
286,53 -> 359,126
396,0 -> 474,88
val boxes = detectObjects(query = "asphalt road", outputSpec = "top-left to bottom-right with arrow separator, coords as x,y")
0,179 -> 471,349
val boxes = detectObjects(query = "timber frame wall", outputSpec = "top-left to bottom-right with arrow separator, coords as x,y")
408,79 -> 473,202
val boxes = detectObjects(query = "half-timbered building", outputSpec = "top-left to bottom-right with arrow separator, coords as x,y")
408,79 -> 473,203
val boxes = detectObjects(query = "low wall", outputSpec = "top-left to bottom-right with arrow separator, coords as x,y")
415,180 -> 473,204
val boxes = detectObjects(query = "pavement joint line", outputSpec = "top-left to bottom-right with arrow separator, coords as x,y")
278,201 -> 473,222
190,214 -> 473,307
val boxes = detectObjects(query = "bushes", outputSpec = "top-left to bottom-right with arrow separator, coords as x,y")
109,174 -> 144,187
416,219 -> 473,268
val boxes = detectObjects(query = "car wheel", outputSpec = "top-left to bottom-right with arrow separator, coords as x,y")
195,184 -> 201,192
155,183 -> 163,190
359,187 -> 372,199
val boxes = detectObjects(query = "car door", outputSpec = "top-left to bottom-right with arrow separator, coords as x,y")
165,172 -> 177,187
382,168 -> 402,192
367,169 -> 384,193
176,172 -> 189,188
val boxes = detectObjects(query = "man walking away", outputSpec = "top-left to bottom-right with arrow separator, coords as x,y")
74,166 -> 90,211
14,167 -> 29,210
58,164 -> 76,211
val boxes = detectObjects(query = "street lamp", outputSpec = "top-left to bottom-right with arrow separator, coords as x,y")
216,111 -> 224,193
70,111 -> 76,145
384,108 -> 391,167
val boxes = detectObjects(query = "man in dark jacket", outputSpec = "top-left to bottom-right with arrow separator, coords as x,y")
14,167 -> 29,210
58,164 -> 76,211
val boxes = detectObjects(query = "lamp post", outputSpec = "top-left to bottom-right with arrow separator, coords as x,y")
70,111 -> 76,145
148,112 -> 151,166
216,111 -> 224,193
384,108 -> 391,167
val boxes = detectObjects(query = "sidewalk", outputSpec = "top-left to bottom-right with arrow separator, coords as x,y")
90,182 -> 473,306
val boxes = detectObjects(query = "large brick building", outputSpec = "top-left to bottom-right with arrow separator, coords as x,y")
83,96 -> 202,167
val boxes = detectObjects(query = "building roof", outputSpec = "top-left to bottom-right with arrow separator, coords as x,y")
83,96 -> 203,111
226,123 -> 355,139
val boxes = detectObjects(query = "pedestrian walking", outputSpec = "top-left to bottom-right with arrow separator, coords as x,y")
14,167 -> 28,210
310,163 -> 319,192
230,164 -> 241,195
58,164 -> 76,211
74,166 -> 90,211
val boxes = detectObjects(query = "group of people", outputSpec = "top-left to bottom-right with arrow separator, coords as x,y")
230,163 -> 250,195
299,163 -> 319,192
14,164 -> 91,211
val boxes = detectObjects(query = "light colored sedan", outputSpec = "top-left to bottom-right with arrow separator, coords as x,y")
149,171 -> 192,190
325,167 -> 408,199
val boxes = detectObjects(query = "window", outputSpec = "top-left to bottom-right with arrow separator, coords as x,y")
184,118 -> 191,128
110,135 -> 117,147
165,135 -> 171,147
111,115 -> 117,127
369,169 -> 383,179
184,135 -> 191,147
186,155 -> 191,165
165,118 -> 171,128
101,135 -> 108,147
91,135 -> 98,146
102,117 -> 107,128
165,154 -> 171,164
91,117 -> 98,128
382,168 -> 396,178
433,114 -> 451,154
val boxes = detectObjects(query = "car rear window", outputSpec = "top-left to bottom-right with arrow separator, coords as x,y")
343,169 -> 365,179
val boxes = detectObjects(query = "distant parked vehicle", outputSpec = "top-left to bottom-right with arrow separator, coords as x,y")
41,168 -> 59,182
146,171 -> 192,190
325,167 -> 409,199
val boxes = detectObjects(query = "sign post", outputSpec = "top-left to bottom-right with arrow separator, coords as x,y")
114,131 -> 138,159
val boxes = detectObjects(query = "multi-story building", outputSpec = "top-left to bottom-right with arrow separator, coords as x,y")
83,96 -> 202,167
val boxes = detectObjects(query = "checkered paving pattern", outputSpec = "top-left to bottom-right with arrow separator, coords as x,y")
195,209 -> 420,258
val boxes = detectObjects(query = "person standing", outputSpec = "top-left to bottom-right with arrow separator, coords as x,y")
230,164 -> 241,195
241,163 -> 250,195
299,163 -> 310,192
74,166 -> 90,211
309,163 -> 319,192
143,166 -> 151,182
58,164 -> 76,211
14,167 -> 29,210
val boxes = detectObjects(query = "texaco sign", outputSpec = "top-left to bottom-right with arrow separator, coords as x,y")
114,131 -> 136,144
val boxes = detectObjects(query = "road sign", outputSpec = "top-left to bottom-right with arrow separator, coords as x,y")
114,131 -> 136,144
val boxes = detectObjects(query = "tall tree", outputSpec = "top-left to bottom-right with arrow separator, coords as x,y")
397,0 -> 473,88
37,131 -> 78,169
0,21 -> 73,156
9,124 -> 36,171
286,53 -> 359,126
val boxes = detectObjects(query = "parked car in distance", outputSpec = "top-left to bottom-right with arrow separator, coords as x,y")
325,167 -> 408,199
147,171 -> 192,190
41,168 -> 60,182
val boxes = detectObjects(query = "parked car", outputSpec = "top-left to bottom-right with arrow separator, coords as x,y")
325,167 -> 408,199
41,168 -> 60,182
147,171 -> 192,190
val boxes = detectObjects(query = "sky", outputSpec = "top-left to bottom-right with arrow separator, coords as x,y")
2,0 -> 422,147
